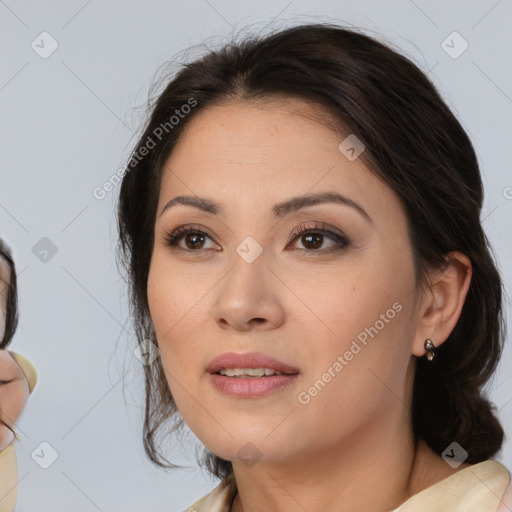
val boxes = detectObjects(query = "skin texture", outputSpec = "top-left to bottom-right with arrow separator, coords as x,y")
147,99 -> 472,512
0,351 -> 28,451
0,257 -> 8,343
0,259 -> 29,452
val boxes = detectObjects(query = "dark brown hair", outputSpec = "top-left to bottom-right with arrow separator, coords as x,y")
116,23 -> 506,480
0,238 -> 19,349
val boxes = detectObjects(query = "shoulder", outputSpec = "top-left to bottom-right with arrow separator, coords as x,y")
0,444 -> 18,512
497,472 -> 512,511
471,460 -> 511,508
395,460 -> 511,512
183,474 -> 237,512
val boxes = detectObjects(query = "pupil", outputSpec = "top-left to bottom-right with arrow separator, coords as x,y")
303,234 -> 322,249
186,233 -> 204,249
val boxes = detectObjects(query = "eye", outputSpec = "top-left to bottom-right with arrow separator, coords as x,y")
287,223 -> 350,255
163,222 -> 350,255
0,380 -> 13,385
163,225 -> 220,252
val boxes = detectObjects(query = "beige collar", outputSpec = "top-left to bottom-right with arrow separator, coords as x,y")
392,460 -> 510,512
189,460 -> 511,512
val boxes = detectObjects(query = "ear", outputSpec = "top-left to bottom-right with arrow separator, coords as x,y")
411,251 -> 472,357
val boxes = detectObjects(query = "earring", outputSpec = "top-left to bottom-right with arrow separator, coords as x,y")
424,338 -> 436,361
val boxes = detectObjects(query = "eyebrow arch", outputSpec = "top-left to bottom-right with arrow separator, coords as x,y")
159,191 -> 372,224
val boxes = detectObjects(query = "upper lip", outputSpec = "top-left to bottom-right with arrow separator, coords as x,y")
206,352 -> 300,375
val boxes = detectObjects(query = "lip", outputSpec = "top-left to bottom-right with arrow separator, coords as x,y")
206,351 -> 300,375
209,373 -> 299,397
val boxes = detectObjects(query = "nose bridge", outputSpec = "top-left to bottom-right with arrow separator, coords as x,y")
211,242 -> 283,330
223,240 -> 269,300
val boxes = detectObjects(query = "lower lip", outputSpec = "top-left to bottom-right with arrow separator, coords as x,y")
209,373 -> 299,397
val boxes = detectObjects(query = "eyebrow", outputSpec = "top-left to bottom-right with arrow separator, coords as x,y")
159,191 -> 372,223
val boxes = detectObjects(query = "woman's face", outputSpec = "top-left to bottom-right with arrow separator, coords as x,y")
0,258 -> 29,451
0,350 -> 29,451
0,257 -> 9,342
147,99 -> 424,465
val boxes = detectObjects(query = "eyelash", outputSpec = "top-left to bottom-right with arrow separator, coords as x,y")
163,223 -> 350,255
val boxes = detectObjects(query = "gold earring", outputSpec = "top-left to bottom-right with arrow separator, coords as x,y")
424,338 -> 436,361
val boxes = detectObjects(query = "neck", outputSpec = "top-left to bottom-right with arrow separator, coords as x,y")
230,403 -> 423,512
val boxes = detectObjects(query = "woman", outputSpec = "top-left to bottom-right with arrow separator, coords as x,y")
0,239 -> 37,512
117,23 -> 511,511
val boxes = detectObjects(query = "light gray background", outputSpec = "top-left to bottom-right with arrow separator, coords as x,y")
0,1 -> 511,511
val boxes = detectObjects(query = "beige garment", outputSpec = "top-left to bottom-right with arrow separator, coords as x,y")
0,444 -> 18,512
184,460 -> 512,512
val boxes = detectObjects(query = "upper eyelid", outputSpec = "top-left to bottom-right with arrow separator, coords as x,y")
165,223 -> 348,246
167,222 -> 344,236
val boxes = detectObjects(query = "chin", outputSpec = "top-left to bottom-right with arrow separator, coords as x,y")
207,433 -> 289,463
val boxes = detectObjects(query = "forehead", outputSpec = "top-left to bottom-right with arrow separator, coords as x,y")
159,99 -> 405,226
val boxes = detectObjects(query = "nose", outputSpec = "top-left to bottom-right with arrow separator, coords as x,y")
210,253 -> 285,332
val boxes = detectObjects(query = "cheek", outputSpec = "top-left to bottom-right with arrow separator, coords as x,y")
298,261 -> 414,405
0,380 -> 29,420
147,259 -> 206,402
147,254 -> 212,330
0,380 -> 29,451
147,255 -> 188,341
302,255 -> 406,346
0,311 -> 5,341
